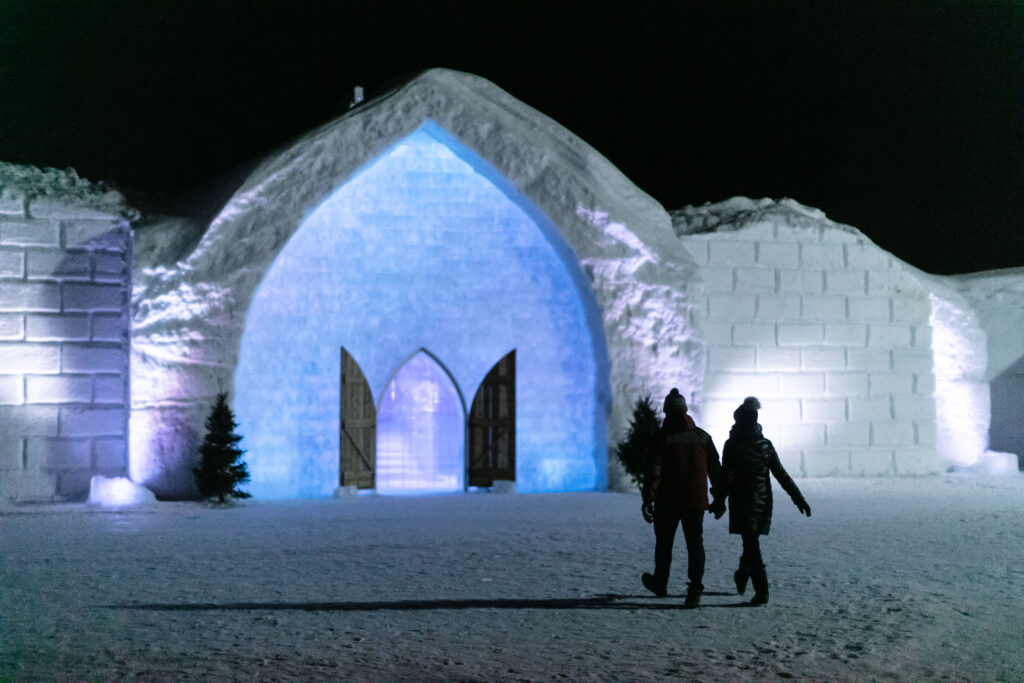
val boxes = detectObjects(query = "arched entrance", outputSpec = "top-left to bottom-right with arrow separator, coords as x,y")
376,351 -> 465,494
234,122 -> 607,498
340,348 -> 517,493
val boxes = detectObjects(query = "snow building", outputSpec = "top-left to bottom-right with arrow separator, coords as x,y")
672,198 -> 1023,477
0,69 -> 1021,503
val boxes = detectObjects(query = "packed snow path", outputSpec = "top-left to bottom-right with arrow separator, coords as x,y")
2,477 -> 1022,680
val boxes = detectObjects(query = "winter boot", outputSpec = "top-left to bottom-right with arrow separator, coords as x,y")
734,559 -> 750,596
750,566 -> 769,605
641,572 -> 667,598
683,582 -> 701,609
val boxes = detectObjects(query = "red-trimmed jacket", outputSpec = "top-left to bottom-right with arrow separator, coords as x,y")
643,414 -> 722,512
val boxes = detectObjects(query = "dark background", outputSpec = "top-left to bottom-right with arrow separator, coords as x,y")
1,0 -> 1021,274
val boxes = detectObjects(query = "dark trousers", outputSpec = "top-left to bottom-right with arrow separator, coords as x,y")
740,532 -> 764,572
653,506 -> 705,591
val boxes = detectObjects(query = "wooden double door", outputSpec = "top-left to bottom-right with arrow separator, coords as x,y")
339,349 -> 515,490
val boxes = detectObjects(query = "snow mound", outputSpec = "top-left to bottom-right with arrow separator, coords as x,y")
0,162 -> 138,219
87,476 -> 157,508
670,196 -> 860,237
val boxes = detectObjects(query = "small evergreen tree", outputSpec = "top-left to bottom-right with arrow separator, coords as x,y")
614,395 -> 661,491
193,392 -> 251,503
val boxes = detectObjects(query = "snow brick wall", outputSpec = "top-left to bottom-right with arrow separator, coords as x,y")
0,164 -> 134,502
674,198 -> 940,476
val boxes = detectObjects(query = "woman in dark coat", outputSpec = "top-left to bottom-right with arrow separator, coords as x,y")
718,397 -> 811,605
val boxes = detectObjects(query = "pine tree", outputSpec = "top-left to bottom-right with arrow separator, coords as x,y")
193,392 -> 251,503
614,395 -> 661,491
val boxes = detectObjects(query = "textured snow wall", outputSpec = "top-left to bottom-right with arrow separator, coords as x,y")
944,268 -> 1024,468
235,127 -> 603,497
673,198 -> 939,475
0,164 -> 134,502
131,69 -> 703,498
927,289 -> 989,467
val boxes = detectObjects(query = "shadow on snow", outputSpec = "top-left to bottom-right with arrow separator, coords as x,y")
105,593 -> 757,612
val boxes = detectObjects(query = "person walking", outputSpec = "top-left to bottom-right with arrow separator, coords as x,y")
640,388 -> 723,608
717,396 -> 811,605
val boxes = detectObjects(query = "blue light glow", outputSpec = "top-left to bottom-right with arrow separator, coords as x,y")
377,351 -> 464,494
235,122 -> 607,498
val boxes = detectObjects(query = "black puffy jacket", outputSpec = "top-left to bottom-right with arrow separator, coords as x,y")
721,423 -> 804,536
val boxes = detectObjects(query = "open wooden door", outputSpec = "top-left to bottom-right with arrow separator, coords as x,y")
340,347 -> 376,489
468,350 -> 515,487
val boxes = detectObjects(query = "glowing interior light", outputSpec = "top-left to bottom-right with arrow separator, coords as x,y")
377,352 -> 464,494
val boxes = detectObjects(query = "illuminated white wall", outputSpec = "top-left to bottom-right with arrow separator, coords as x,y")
929,293 -> 990,467
678,199 -> 940,476
0,179 -> 131,502
234,124 -> 605,498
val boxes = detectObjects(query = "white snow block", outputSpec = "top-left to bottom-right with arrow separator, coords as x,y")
490,480 -> 516,494
87,476 -> 156,507
333,485 -> 359,498
970,451 -> 1020,476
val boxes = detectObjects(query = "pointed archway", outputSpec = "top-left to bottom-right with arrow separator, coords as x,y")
376,351 -> 465,494
234,123 -> 610,497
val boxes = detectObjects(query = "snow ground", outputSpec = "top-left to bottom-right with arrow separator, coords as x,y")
2,476 -> 1022,681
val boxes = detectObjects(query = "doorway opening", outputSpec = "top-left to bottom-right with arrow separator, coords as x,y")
340,348 -> 518,493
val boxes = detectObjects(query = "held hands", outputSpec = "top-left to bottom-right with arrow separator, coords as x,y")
708,498 -> 726,520
795,497 -> 812,517
641,501 -> 655,524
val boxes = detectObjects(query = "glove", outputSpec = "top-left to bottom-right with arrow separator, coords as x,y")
709,499 -> 726,520
795,497 -> 811,517
641,501 -> 655,524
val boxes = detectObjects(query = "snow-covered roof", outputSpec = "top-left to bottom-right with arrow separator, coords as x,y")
0,162 -> 137,219
187,68 -> 691,277
669,196 -> 860,237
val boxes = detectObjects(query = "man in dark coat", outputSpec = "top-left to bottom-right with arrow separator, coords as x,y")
641,388 -> 723,608
717,396 -> 811,605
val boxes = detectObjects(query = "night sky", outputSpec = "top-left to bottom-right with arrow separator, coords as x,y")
1,0 -> 1021,275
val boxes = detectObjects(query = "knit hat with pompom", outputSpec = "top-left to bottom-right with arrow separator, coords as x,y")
733,396 -> 760,424
663,388 -> 687,415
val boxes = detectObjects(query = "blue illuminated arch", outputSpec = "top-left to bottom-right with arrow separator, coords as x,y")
234,121 -> 609,498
